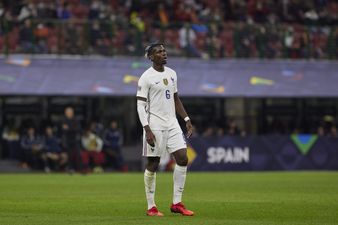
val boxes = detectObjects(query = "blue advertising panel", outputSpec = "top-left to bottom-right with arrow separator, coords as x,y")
187,135 -> 338,171
0,55 -> 338,97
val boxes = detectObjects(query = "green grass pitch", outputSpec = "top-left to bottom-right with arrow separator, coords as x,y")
0,172 -> 337,225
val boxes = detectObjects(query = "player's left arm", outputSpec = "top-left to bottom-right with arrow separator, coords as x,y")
174,92 -> 193,138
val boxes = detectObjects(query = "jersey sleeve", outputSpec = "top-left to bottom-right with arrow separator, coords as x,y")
136,75 -> 149,99
174,72 -> 178,93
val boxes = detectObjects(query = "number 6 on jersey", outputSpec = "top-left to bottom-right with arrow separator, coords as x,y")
165,90 -> 170,99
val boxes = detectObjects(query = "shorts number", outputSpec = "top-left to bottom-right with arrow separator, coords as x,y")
165,90 -> 170,99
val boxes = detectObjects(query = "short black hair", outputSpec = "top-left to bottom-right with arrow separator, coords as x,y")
144,42 -> 164,59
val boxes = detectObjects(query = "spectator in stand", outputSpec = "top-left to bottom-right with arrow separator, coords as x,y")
17,2 -> 37,22
88,0 -> 100,20
34,23 -> 49,53
232,0 -> 248,22
328,126 -> 338,138
89,20 -> 102,49
2,118 -> 20,159
174,2 -> 199,23
42,126 -> 68,172
179,23 -> 200,57
89,119 -> 105,138
36,1 -> 56,19
81,126 -> 105,173
103,119 -> 127,171
19,19 -> 35,53
157,3 -> 169,26
265,26 -> 283,58
216,127 -> 225,137
60,106 -> 82,173
130,11 -> 145,32
227,119 -> 241,136
219,22 -> 235,57
311,27 -> 329,58
234,22 -> 256,57
58,2 -> 72,20
71,1 -> 89,19
0,3 -> 4,19
202,126 -> 214,137
63,21 -> 83,54
20,126 -> 46,170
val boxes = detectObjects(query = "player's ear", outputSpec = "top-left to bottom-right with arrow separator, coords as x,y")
149,54 -> 154,61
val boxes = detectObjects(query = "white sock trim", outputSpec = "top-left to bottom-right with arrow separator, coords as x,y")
145,169 -> 155,176
175,165 -> 187,172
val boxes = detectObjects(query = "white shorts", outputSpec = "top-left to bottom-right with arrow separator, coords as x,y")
142,126 -> 187,157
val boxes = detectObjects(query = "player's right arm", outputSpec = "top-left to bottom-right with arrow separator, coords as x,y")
136,76 -> 156,146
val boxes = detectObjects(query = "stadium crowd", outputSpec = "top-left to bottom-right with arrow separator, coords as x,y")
1,106 -> 128,173
0,0 -> 337,58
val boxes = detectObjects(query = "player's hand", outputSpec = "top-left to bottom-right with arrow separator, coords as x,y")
145,126 -> 156,147
186,120 -> 193,138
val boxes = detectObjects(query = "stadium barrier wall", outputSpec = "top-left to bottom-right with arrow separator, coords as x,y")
188,135 -> 338,171
1,56 -> 338,97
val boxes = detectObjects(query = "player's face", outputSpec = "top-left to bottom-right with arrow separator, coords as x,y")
152,45 -> 167,65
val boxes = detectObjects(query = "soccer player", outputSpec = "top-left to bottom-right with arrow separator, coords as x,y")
136,43 -> 194,217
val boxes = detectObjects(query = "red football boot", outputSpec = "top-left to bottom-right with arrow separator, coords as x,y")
146,206 -> 164,217
170,202 -> 194,216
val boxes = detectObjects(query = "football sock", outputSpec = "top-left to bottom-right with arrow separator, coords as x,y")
144,169 -> 156,210
173,164 -> 187,204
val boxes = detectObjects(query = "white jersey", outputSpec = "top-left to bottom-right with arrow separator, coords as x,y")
137,66 -> 180,130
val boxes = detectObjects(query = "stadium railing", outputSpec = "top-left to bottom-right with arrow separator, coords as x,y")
1,18 -> 337,59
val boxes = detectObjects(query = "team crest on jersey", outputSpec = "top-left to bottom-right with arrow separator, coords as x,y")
163,78 -> 168,85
